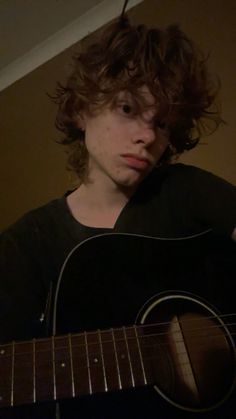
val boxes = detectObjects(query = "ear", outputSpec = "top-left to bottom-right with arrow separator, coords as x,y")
231,227 -> 236,241
76,113 -> 86,131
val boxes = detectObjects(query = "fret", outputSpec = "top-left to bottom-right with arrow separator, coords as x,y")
68,334 -> 75,397
33,339 -> 36,403
11,341 -> 15,406
124,326 -> 146,387
0,343 -> 13,407
112,328 -> 133,389
100,329 -> 120,391
14,341 -> 34,405
98,330 -> 108,392
111,328 -> 122,390
35,338 -> 54,401
84,332 -> 92,395
137,324 -> 164,386
71,333 -> 91,396
122,327 -> 135,387
86,331 -> 106,393
134,326 -> 147,385
52,336 -> 56,400
54,336 -> 73,400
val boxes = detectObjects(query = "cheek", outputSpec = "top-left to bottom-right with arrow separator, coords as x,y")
86,130 -> 111,163
152,137 -> 169,160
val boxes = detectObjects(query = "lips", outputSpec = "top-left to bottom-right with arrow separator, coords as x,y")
121,154 -> 150,170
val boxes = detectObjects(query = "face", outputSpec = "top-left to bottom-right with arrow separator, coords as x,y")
81,86 -> 169,192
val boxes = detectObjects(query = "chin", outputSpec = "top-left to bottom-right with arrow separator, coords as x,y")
116,174 -> 147,188
111,166 -> 152,189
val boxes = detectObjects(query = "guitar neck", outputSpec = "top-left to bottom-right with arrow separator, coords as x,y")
0,325 -> 151,408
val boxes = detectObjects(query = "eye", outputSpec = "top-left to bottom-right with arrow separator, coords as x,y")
156,120 -> 168,131
121,103 -> 133,114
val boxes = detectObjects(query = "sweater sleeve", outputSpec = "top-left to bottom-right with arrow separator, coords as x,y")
181,164 -> 236,237
0,215 -> 49,343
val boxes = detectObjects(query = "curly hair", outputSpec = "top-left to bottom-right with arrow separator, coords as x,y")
53,16 -> 222,180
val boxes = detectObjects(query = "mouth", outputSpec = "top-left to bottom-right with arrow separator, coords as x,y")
121,154 -> 151,170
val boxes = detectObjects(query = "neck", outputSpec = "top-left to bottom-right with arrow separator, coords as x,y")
80,179 -> 134,207
67,178 -> 137,228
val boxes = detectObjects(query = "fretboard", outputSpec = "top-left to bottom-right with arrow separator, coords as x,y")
0,325 -> 152,408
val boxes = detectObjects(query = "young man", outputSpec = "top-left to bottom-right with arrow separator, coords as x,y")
0,15 -> 235,419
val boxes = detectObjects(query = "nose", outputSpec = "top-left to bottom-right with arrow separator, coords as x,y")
132,118 -> 156,146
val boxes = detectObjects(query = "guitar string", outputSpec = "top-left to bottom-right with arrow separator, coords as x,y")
2,333 -> 235,372
1,337 -> 235,395
1,312 -> 235,349
1,310 -> 235,350
5,341 -> 234,395
138,319 -> 236,336
1,331 -> 235,397
1,305 -> 235,397
0,321 -> 235,355
0,325 -> 235,360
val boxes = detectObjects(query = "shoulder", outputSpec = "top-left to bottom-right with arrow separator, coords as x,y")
156,162 -> 231,181
136,163 -> 236,238
1,197 -> 68,249
151,163 -> 235,194
165,163 -> 236,237
0,196 -> 77,292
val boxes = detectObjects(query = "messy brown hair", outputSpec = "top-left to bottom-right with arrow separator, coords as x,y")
54,16 -> 222,180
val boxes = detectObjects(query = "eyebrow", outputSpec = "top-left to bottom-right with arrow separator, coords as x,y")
113,93 -> 168,126
116,91 -> 156,109
116,91 -> 132,101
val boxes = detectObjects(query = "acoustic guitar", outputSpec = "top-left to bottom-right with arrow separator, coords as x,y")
0,232 -> 235,415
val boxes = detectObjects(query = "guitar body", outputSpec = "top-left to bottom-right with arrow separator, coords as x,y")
53,233 -> 236,417
0,233 -> 235,418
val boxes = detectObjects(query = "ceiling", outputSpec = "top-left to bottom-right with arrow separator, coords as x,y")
0,0 -> 143,91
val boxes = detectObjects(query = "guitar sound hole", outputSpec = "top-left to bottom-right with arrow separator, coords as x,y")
138,295 -> 235,411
